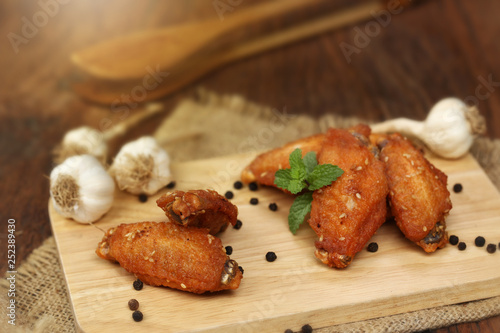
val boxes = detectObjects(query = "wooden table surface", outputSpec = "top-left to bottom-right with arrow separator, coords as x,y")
1,0 -> 499,332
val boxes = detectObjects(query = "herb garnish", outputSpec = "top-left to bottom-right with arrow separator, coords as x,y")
274,149 -> 343,234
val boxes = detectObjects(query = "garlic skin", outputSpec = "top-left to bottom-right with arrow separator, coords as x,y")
54,126 -> 108,164
372,97 -> 486,159
422,98 -> 474,158
50,154 -> 115,223
110,136 -> 171,195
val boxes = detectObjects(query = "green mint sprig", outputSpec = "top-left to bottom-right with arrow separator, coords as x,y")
274,148 -> 343,234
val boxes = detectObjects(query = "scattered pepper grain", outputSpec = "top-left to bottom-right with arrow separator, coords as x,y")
132,310 -> 143,322
367,242 -> 378,252
266,252 -> 277,262
138,194 -> 148,203
284,329 -> 293,333
225,246 -> 233,255
133,279 -> 143,291
301,324 -> 313,333
234,219 -> 242,230
249,182 -> 258,191
486,244 -> 497,254
458,242 -> 467,251
225,191 -> 234,199
474,236 -> 486,247
449,235 -> 459,245
250,198 -> 259,205
233,181 -> 243,190
453,183 -> 463,193
128,299 -> 139,311
269,203 -> 278,211
165,181 -> 176,189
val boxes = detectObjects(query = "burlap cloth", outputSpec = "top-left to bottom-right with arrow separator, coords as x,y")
2,88 -> 500,332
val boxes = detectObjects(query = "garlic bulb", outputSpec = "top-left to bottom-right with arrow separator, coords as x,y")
371,97 -> 486,159
50,154 -> 115,223
54,126 -> 108,164
110,136 -> 171,195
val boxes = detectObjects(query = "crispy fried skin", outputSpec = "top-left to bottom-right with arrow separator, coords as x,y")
309,128 -> 388,268
96,222 -> 242,294
240,133 -> 325,187
375,133 -> 452,252
241,124 -> 373,189
156,189 -> 237,235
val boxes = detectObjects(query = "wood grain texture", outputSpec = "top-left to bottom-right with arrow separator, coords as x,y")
49,152 -> 500,333
1,0 -> 500,331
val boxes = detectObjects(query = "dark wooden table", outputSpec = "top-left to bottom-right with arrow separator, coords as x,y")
1,0 -> 499,331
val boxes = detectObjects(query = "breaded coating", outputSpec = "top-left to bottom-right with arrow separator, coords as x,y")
376,133 -> 452,252
240,133 -> 325,187
156,189 -> 238,235
96,222 -> 242,294
241,124 -> 373,188
309,128 -> 389,268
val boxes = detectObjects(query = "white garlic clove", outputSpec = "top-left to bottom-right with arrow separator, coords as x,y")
422,98 -> 474,159
54,126 -> 108,164
110,136 -> 171,195
50,154 -> 115,223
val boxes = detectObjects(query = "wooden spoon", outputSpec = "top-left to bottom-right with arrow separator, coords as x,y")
71,0 -> 423,104
71,0 -> 337,81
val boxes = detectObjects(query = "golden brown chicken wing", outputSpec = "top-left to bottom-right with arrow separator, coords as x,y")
96,221 -> 242,294
308,128 -> 389,268
241,124 -> 373,188
375,133 -> 451,252
156,189 -> 238,235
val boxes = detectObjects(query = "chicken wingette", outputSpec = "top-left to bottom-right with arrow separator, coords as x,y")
308,128 -> 389,268
96,221 -> 242,294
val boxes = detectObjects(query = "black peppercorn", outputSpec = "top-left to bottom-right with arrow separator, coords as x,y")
453,183 -> 463,193
128,299 -> 139,311
165,181 -> 176,189
249,182 -> 258,191
234,220 -> 242,230
367,242 -> 378,252
458,242 -> 467,251
138,194 -> 148,203
233,181 -> 243,190
474,236 -> 486,247
133,279 -> 143,291
250,198 -> 259,205
225,246 -> 233,255
269,203 -> 278,211
301,324 -> 313,333
266,252 -> 277,262
132,310 -> 143,322
284,329 -> 293,333
449,235 -> 459,245
486,244 -> 497,254
225,191 -> 234,199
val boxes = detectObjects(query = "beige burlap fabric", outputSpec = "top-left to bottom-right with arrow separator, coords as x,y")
2,88 -> 500,332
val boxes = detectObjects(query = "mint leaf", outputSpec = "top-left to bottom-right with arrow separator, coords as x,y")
303,151 -> 317,175
289,148 -> 305,180
274,169 -> 293,189
307,164 -> 344,191
287,179 -> 306,194
288,192 -> 313,234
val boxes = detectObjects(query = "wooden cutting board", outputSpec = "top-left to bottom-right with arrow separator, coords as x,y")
49,152 -> 500,333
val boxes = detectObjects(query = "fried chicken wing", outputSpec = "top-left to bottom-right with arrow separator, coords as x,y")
156,189 -> 237,235
375,133 -> 452,252
96,221 -> 242,294
309,128 -> 389,268
241,124 -> 373,188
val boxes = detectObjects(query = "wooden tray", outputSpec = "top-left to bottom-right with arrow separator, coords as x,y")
49,152 -> 500,332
